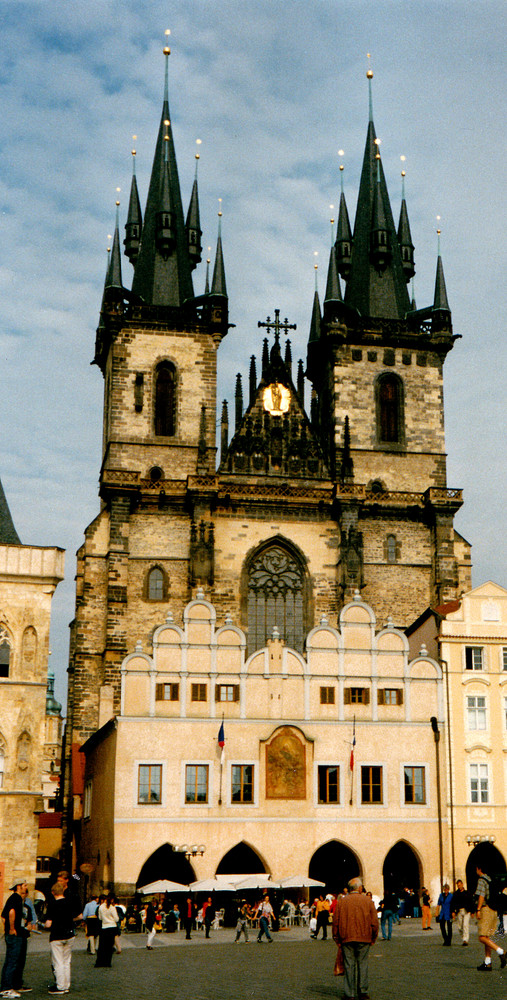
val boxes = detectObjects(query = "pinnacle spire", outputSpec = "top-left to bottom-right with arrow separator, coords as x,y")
124,147 -> 143,264
106,201 -> 123,290
433,251 -> 450,312
325,244 -> 342,304
308,289 -> 321,344
335,188 -> 352,279
131,44 -> 194,307
0,475 -> 20,544
398,187 -> 415,281
211,205 -> 227,297
186,144 -> 202,270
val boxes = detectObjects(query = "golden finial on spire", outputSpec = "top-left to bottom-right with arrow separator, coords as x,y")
218,197 -> 223,218
132,134 -> 137,157
163,28 -> 171,56
195,138 -> 202,161
207,246 -> 211,265
366,52 -> 373,79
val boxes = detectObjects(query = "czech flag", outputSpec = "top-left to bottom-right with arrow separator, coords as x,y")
350,719 -> 356,771
218,721 -> 225,748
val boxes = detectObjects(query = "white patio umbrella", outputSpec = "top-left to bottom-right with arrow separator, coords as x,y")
189,876 -> 236,892
138,879 -> 188,894
280,875 -> 326,889
234,875 -> 283,890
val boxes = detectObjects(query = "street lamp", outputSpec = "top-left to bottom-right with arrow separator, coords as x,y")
173,844 -> 206,860
431,716 -> 444,890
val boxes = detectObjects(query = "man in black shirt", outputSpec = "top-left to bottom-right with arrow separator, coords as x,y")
451,879 -> 474,945
1,880 -> 28,999
45,883 -> 83,995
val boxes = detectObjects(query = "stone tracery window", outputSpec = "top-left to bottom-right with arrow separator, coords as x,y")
246,544 -> 306,656
154,361 -> 176,437
376,373 -> 404,445
0,627 -> 11,678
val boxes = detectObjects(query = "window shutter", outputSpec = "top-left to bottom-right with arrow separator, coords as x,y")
363,689 -> 370,705
155,683 -> 164,701
396,689 -> 403,706
344,688 -> 351,705
215,684 -> 220,701
233,685 -> 240,702
377,689 -> 384,705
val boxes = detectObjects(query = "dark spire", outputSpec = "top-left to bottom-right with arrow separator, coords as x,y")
131,44 -> 194,307
344,69 -> 411,320
124,148 -> 143,265
249,355 -> 257,407
211,205 -> 227,297
325,244 -> 342,304
262,338 -> 269,376
397,170 -> 415,282
335,179 -> 353,280
297,359 -> 305,406
308,289 -> 321,345
235,373 -> 243,430
220,399 -> 229,463
106,201 -> 123,290
433,247 -> 450,312
204,249 -> 211,294
186,150 -> 202,270
0,474 -> 20,544
284,338 -> 292,378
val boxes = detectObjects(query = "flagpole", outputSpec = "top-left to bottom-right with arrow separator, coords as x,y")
349,716 -> 356,806
218,714 -> 225,806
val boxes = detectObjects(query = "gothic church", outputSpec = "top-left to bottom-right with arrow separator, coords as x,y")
65,46 -> 471,886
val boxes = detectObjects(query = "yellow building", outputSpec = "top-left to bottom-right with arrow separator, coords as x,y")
81,591 -> 447,899
439,582 -> 507,885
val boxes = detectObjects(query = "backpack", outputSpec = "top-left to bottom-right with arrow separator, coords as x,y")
487,874 -> 507,914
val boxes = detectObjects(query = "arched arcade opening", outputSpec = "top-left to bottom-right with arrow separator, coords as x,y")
466,842 -> 506,892
216,841 -> 267,875
136,842 -> 196,888
309,840 -> 360,893
383,840 -> 422,894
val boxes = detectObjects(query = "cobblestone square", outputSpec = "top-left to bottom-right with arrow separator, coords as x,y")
9,921 -> 507,1000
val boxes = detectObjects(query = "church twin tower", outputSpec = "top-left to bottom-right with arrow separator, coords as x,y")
67,48 -> 470,744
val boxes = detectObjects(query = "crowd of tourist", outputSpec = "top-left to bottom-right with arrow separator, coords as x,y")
3,864 -> 507,998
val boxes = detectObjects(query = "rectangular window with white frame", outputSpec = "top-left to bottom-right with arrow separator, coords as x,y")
216,684 -> 239,703
185,763 -> 209,803
465,646 -> 484,671
502,648 -> 507,671
231,764 -> 254,803
138,764 -> 162,804
404,765 -> 426,804
470,763 -> 489,804
466,695 -> 487,730
318,764 -> 340,804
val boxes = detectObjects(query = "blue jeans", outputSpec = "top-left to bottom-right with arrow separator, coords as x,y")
257,916 -> 272,942
1,935 -> 24,990
381,910 -> 393,939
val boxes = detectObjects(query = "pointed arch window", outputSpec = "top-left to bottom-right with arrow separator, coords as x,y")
244,543 -> 309,657
154,362 -> 176,437
146,566 -> 167,601
376,373 -> 404,446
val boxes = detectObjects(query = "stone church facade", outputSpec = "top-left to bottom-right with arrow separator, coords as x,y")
0,482 -> 64,901
64,47 -> 471,888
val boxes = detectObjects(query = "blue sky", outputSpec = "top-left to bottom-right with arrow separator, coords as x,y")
1,0 -> 506,705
